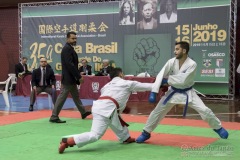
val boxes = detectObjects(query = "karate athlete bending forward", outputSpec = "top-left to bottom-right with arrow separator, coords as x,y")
58,68 -> 153,153
136,41 -> 229,143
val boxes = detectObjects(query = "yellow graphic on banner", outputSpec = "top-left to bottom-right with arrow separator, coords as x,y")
175,23 -> 227,47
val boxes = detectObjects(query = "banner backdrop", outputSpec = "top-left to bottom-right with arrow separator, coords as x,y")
21,0 -> 230,94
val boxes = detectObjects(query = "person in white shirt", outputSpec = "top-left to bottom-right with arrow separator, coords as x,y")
58,68 -> 153,154
159,0 -> 177,23
136,41 -> 229,143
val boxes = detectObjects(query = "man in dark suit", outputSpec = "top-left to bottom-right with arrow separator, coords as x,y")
96,59 -> 114,76
46,63 -> 52,69
15,57 -> 31,78
29,57 -> 56,111
49,31 -> 91,123
79,59 -> 92,75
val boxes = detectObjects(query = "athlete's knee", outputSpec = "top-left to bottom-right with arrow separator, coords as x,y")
204,107 -> 213,114
89,132 -> 102,142
201,107 -> 215,120
153,104 -> 171,114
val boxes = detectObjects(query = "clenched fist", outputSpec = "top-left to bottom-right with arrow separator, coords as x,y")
133,38 -> 160,74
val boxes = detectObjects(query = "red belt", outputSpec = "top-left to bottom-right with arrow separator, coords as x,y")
98,96 -> 129,127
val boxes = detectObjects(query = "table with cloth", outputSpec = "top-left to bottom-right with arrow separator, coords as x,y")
16,75 -> 164,102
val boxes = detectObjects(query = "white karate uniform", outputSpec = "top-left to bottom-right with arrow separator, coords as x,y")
144,57 -> 222,133
159,12 -> 177,23
64,77 -> 152,147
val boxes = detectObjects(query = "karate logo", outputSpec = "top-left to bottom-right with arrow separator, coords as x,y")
133,38 -> 160,76
203,59 -> 212,68
55,81 -> 61,90
92,82 -> 99,93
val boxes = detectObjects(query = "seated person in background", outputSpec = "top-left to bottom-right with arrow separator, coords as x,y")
96,59 -> 114,76
29,57 -> 57,111
79,59 -> 92,75
15,57 -> 31,78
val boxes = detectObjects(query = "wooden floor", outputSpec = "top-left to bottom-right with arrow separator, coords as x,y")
1,97 -> 240,122
125,99 -> 240,122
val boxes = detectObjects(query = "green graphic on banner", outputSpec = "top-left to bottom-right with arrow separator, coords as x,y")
124,34 -> 171,76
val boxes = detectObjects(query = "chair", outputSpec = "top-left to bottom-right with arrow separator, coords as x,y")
136,72 -> 150,77
0,76 -> 12,107
30,81 -> 53,109
8,73 -> 17,95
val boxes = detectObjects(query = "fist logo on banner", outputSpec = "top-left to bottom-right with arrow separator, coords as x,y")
133,38 -> 160,76
92,82 -> 99,93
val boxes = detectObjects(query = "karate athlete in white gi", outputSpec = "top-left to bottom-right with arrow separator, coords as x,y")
136,41 -> 229,143
59,68 -> 153,153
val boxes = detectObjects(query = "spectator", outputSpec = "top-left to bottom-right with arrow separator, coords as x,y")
15,57 -> 31,78
96,59 -> 114,76
79,59 -> 92,75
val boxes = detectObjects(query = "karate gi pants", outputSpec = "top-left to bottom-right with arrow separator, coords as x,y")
64,112 -> 130,148
144,92 -> 222,133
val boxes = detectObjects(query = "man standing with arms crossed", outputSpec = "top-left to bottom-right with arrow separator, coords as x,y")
49,31 -> 91,123
136,41 -> 229,142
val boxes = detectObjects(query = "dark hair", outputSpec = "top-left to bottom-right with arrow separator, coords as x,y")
67,31 -> 76,38
81,59 -> 88,63
161,0 -> 175,13
110,68 -> 122,80
140,2 -> 153,11
175,41 -> 190,54
39,57 -> 45,60
119,1 -> 134,23
22,57 -> 28,60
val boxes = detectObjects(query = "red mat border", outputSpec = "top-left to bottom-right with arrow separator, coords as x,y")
102,129 -> 218,148
0,110 -> 239,130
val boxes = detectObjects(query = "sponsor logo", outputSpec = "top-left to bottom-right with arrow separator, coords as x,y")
203,59 -> 212,67
201,69 -> 214,74
56,81 -> 61,90
215,68 -> 225,77
216,59 -> 224,67
208,52 -> 225,57
92,82 -> 99,93
202,50 -> 207,58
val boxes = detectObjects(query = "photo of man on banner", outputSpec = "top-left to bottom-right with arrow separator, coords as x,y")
159,0 -> 177,23
137,0 -> 158,30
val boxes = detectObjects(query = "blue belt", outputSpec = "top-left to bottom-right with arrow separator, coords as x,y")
163,86 -> 192,117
